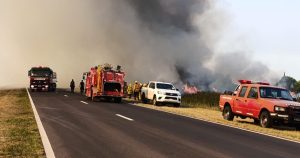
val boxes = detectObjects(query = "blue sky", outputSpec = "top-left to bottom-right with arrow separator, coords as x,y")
221,0 -> 300,79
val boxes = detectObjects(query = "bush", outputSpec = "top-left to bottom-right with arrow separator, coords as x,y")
182,92 -> 220,109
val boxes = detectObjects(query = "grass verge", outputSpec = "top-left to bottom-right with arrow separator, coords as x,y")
126,99 -> 300,142
0,89 -> 45,157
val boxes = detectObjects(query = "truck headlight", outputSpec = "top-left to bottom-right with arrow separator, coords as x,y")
157,91 -> 165,95
274,106 -> 286,112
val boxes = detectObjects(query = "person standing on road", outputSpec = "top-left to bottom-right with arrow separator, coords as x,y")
80,80 -> 84,95
133,81 -> 140,101
127,83 -> 133,99
70,79 -> 75,93
138,83 -> 143,101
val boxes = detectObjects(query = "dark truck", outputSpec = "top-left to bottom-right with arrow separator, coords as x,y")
28,66 -> 57,92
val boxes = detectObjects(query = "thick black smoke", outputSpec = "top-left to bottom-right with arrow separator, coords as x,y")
124,0 -> 277,91
127,0 -> 206,33
0,0 -> 278,91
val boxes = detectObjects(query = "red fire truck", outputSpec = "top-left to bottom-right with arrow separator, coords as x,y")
28,66 -> 57,92
83,64 -> 125,103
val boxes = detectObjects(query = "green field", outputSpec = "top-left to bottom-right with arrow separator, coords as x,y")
0,89 -> 45,157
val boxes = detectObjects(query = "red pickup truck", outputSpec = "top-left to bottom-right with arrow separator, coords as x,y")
219,80 -> 300,128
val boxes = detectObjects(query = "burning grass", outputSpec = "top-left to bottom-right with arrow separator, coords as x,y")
0,89 -> 44,157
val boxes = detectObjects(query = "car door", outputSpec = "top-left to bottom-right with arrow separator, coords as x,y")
247,87 -> 260,117
148,82 -> 155,99
234,86 -> 249,115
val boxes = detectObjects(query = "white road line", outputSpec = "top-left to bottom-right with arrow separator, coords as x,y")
80,101 -> 88,105
26,88 -> 56,158
116,114 -> 134,121
38,107 -> 58,110
64,95 -> 68,97
129,103 -> 300,144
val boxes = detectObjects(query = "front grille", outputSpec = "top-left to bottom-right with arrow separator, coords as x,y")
288,106 -> 300,119
32,80 -> 47,84
165,97 -> 177,100
166,93 -> 178,96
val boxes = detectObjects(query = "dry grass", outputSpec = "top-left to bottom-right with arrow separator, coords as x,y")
0,89 -> 45,157
129,101 -> 300,142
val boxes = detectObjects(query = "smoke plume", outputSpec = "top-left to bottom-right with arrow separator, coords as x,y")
0,0 -> 277,91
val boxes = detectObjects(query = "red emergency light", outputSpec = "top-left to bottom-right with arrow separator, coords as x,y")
238,80 -> 252,84
238,80 -> 270,85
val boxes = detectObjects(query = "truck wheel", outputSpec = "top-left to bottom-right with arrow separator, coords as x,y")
114,97 -> 122,103
223,106 -> 234,121
90,88 -> 93,100
153,96 -> 159,106
259,111 -> 272,128
141,93 -> 148,104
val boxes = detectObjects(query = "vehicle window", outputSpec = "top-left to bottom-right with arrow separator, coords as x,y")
149,83 -> 155,89
30,68 -> 52,77
259,87 -> 293,101
248,87 -> 258,99
239,86 -> 248,97
156,83 -> 175,90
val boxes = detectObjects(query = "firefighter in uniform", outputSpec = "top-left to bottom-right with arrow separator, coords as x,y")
127,83 -> 133,99
133,81 -> 140,101
80,80 -> 84,94
70,79 -> 75,93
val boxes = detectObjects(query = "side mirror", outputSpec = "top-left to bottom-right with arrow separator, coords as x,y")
293,98 -> 297,102
176,88 -> 179,91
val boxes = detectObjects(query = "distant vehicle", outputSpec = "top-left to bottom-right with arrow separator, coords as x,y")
28,66 -> 57,92
219,80 -> 300,128
141,81 -> 181,107
83,64 -> 125,103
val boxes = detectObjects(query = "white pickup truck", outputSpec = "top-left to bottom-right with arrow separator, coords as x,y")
141,81 -> 181,107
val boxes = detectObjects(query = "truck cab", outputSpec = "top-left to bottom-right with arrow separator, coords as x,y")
219,80 -> 300,128
141,81 -> 181,107
28,67 -> 57,92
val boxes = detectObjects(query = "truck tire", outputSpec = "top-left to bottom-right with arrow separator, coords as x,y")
91,89 -> 95,102
223,105 -> 234,121
141,93 -> 148,104
259,111 -> 272,128
114,97 -> 122,103
153,96 -> 159,106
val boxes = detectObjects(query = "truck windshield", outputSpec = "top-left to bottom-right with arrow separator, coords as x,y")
30,69 -> 52,77
156,83 -> 175,90
259,87 -> 293,101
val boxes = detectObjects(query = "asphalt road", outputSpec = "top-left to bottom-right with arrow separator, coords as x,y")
30,90 -> 300,158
